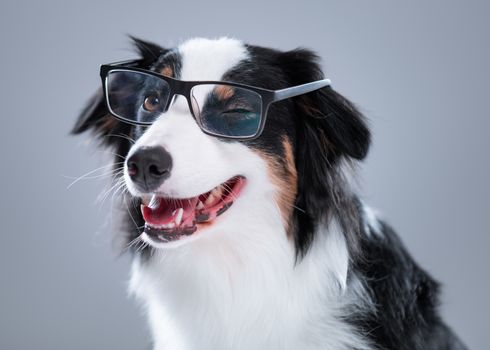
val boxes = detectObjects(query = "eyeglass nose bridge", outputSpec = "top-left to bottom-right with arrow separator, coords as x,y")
163,80 -> 194,115
163,93 -> 195,117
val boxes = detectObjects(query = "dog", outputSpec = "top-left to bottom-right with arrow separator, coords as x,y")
73,37 -> 467,350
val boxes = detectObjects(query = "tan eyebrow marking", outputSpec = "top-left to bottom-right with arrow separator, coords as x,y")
214,85 -> 235,101
160,66 -> 173,77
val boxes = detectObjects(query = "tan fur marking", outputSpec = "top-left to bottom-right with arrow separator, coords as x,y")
280,137 -> 298,234
214,85 -> 235,101
160,66 -> 173,77
254,137 -> 297,236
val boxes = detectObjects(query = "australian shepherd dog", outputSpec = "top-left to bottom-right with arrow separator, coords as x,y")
73,37 -> 467,350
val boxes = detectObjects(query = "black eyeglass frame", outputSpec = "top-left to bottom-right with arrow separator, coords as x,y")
100,59 -> 332,140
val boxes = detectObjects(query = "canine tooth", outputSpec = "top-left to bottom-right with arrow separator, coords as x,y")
196,201 -> 205,210
148,195 -> 161,209
175,208 -> 183,225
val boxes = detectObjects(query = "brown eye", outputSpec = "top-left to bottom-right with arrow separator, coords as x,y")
143,95 -> 160,112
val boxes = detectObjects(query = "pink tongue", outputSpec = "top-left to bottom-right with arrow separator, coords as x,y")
142,197 -> 199,226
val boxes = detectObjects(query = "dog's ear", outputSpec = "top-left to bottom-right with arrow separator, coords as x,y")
279,49 -> 371,256
71,37 -> 168,143
129,35 -> 168,65
279,49 -> 370,161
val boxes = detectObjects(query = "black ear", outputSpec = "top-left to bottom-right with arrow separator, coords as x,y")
129,35 -> 168,64
279,49 -> 370,161
71,87 -> 107,135
71,36 -> 168,141
279,49 -> 371,257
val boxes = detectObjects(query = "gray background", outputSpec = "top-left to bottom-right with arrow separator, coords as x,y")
0,0 -> 488,349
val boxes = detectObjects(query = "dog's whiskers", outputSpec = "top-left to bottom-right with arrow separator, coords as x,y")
97,175 -> 126,206
221,183 -> 238,202
124,194 -> 143,234
105,133 -> 137,145
93,149 -> 127,160
64,168 -> 122,182
65,162 -> 125,189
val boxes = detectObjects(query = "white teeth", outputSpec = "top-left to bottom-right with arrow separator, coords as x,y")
205,193 -> 216,206
205,186 -> 223,206
148,195 -> 161,209
212,186 -> 223,198
174,208 -> 183,225
196,201 -> 205,210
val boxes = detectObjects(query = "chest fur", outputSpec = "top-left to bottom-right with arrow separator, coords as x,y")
129,222 -> 371,350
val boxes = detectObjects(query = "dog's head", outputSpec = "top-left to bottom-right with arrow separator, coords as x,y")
73,37 -> 370,256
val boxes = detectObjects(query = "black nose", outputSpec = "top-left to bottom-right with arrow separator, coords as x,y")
126,146 -> 172,191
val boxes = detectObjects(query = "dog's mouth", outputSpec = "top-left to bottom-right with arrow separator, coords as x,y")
140,176 -> 246,243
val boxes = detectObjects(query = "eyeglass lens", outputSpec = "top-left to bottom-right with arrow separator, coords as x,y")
190,84 -> 262,138
106,70 -> 263,138
106,70 -> 171,124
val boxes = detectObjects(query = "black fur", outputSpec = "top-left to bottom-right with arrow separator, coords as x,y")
151,49 -> 183,80
73,37 -> 467,349
352,215 -> 467,349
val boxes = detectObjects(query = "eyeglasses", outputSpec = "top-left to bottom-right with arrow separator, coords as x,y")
100,59 -> 331,140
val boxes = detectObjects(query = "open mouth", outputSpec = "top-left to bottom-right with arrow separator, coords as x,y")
140,176 -> 246,243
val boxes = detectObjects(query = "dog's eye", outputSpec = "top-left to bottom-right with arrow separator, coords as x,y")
223,108 -> 252,115
143,95 -> 160,112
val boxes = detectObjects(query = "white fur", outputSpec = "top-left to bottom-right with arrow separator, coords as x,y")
130,213 -> 373,349
178,37 -> 248,81
361,204 -> 382,237
123,38 -> 373,349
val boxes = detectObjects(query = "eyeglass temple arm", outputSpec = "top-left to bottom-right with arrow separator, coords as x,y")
105,58 -> 146,67
273,79 -> 331,102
